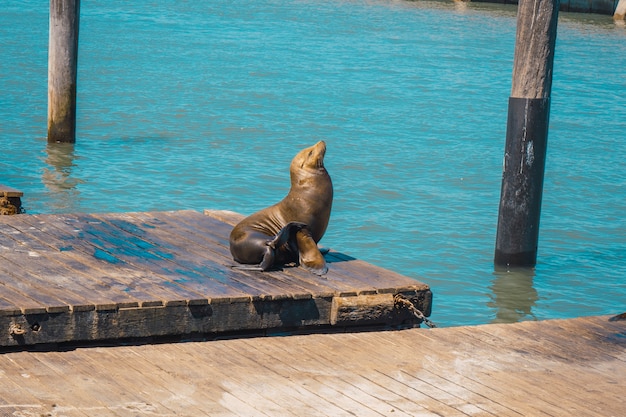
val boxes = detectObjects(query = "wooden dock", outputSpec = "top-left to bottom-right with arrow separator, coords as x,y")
0,314 -> 624,416
0,210 -> 431,347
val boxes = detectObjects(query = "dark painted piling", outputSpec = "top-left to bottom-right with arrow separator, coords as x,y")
494,0 -> 559,267
48,0 -> 80,143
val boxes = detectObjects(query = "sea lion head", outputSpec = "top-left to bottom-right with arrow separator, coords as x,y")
291,141 -> 327,176
285,141 -> 333,242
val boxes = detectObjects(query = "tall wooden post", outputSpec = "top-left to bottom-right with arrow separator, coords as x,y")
494,0 -> 560,267
615,0 -> 626,20
48,0 -> 80,143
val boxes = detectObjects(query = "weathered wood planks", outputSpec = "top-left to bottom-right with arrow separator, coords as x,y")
0,315 -> 623,416
0,210 -> 431,347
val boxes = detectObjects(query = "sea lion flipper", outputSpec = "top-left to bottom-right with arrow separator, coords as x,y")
230,243 -> 276,272
268,222 -> 307,250
300,259 -> 328,276
296,229 -> 328,277
259,244 -> 276,271
231,265 -> 264,272
260,222 -> 306,271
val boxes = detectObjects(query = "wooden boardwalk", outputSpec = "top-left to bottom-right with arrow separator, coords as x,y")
0,315 -> 624,416
0,210 -> 431,347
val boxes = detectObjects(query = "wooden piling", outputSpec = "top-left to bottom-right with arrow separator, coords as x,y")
0,184 -> 23,215
494,0 -> 559,267
48,0 -> 80,143
615,0 -> 626,20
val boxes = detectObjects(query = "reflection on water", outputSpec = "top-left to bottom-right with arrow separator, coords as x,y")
453,0 -> 469,13
489,267 -> 539,323
42,143 -> 83,212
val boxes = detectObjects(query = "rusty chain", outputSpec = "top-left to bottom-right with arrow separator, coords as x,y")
394,294 -> 437,328
9,323 -> 26,336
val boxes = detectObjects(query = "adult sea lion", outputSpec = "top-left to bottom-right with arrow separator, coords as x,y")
229,141 -> 333,275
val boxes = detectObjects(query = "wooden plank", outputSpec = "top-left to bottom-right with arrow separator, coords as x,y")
334,331 -> 521,417
0,184 -> 23,197
153,211 -> 370,303
237,336 -> 404,416
27,213 -> 211,304
0,224 -> 77,314
173,211 -> 433,324
0,316 -> 624,416
203,210 -> 429,297
117,211 -> 314,300
200,210 -> 428,300
0,352 -> 83,417
74,347 -> 195,416
494,319 -> 626,410
0,254 -> 80,312
134,343 -> 244,416
204,210 -> 375,296
509,318 -> 621,365
168,345 -> 299,416
12,352 -> 111,417
145,211 -> 428,326
310,332 -> 461,415
384,338 -> 524,416
560,316 -> 626,363
4,214 -> 158,308
0,278 -> 51,316
385,328 -> 558,416
204,209 -> 244,225
0,221 -> 112,310
95,211 -> 261,300
164,211 -> 345,294
445,329 -> 574,416
106,341 -> 309,416
449,325 -> 610,416
67,348 -> 171,417
0,289 -> 22,316
200,340 -> 350,416
0,184 -> 23,216
71,211 -> 248,302
20,213 -> 180,305
0,210 -> 432,346
145,210 -> 343,296
327,250 -> 429,292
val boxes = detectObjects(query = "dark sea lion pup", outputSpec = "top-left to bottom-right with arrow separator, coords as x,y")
229,141 -> 333,276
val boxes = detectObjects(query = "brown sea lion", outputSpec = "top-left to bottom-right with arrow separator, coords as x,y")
229,141 -> 333,275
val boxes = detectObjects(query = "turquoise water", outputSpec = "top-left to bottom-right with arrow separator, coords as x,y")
1,0 -> 625,326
